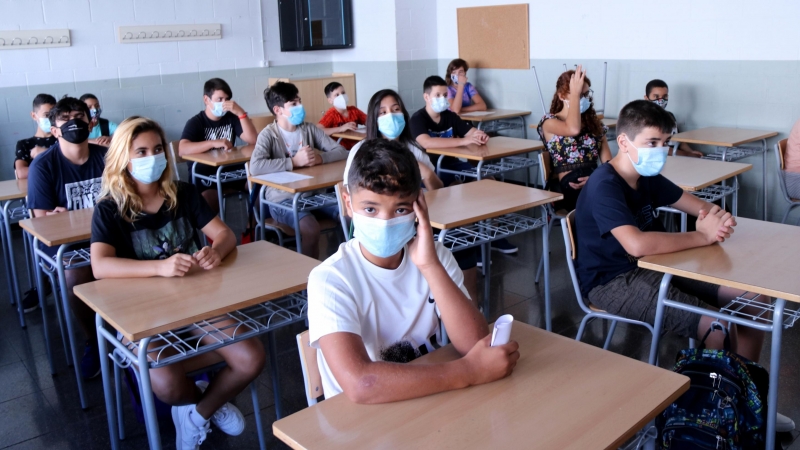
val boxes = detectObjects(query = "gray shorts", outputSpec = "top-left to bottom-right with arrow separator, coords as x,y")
268,199 -> 339,227
587,268 -> 720,338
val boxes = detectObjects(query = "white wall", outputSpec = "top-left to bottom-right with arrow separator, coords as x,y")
330,0 -> 397,62
436,0 -> 800,61
396,0 -> 437,61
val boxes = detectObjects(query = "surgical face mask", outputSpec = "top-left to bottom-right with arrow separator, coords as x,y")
579,97 -> 591,114
333,94 -> 348,110
652,98 -> 668,109
90,108 -> 102,119
211,102 -> 225,117
450,74 -> 460,85
129,153 -> 168,184
284,104 -> 306,126
38,117 -> 51,133
58,119 -> 91,144
430,96 -> 449,113
351,208 -> 417,258
377,113 -> 405,139
625,138 -> 669,177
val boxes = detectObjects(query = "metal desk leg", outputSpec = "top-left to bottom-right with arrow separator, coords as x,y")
267,331 -> 284,419
732,176 -> 739,217
541,205 -> 552,332
216,166 -> 225,222
519,116 -> 527,139
3,200 -> 24,327
292,193 -> 303,254
97,314 -> 120,450
190,161 -> 197,187
476,160 -> 484,181
435,154 -> 445,177
680,213 -> 687,233
136,337 -> 162,450
250,382 -> 267,450
762,138 -> 768,221
33,243 -> 56,375
648,273 -> 673,366
55,244 -> 88,409
1,202 -> 13,306
765,298 -> 785,450
482,241 -> 491,318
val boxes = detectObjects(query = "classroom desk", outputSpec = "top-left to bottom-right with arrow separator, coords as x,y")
426,136 -> 545,182
19,208 -> 94,409
249,160 -> 347,253
75,241 -> 320,450
460,109 -> 531,138
670,127 -> 778,220
183,144 -> 254,223
425,180 -> 562,330
0,179 -> 28,327
639,218 -> 800,449
330,130 -> 366,142
273,321 -> 689,450
658,157 -> 752,231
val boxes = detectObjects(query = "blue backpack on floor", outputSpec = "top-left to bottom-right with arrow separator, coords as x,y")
656,323 -> 769,450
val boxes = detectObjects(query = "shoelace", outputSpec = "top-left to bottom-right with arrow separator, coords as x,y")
191,422 -> 211,445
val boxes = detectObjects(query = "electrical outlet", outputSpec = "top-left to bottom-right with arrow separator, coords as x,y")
0,29 -> 71,50
118,24 -> 221,44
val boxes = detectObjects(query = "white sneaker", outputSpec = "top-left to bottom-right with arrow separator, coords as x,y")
196,380 -> 246,436
776,412 -> 795,433
172,404 -> 210,450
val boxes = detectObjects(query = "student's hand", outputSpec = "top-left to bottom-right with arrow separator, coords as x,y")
689,149 -> 704,158
312,150 -> 324,165
457,73 -> 468,86
30,145 -> 48,159
193,246 -> 222,270
338,122 -> 358,133
291,143 -> 316,167
158,253 -> 194,277
223,101 -> 245,117
46,206 -> 67,215
214,139 -> 234,151
568,176 -> 589,190
462,334 -> 520,386
473,130 -> 489,144
408,192 -> 440,272
93,136 -> 112,147
696,206 -> 735,243
569,65 -> 586,100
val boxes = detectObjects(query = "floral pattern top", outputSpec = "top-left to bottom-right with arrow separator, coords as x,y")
537,114 -> 608,174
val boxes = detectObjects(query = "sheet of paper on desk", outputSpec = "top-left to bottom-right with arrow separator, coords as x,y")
461,111 -> 495,117
353,126 -> 367,133
253,172 -> 313,184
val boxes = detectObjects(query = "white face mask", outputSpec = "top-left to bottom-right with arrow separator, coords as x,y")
430,96 -> 449,113
333,93 -> 348,110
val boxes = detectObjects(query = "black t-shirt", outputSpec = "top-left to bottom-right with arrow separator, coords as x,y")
180,111 -> 245,177
91,182 -> 216,261
15,136 -> 57,167
409,108 -> 472,140
574,163 -> 683,296
27,143 -> 107,211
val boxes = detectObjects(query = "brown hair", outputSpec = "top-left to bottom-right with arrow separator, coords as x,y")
549,70 -> 604,138
445,58 -> 469,87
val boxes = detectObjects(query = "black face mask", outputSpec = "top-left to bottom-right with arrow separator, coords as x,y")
59,119 -> 91,144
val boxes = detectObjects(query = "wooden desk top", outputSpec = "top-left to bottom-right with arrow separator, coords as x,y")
331,130 -> 366,142
602,118 -> 617,129
248,160 -> 347,194
74,241 -> 320,341
661,157 -> 752,191
181,145 -> 254,167
639,218 -> 800,303
19,208 -> 93,247
425,180 -> 561,229
425,136 -> 544,160
459,109 -> 531,122
670,127 -> 778,147
273,322 -> 689,450
0,179 -> 27,201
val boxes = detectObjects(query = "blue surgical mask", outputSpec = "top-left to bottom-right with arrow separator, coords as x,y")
377,113 -> 405,139
352,209 -> 417,258
284,104 -> 306,126
211,102 -> 225,117
579,97 -> 591,114
625,138 -> 669,177
130,153 -> 168,184
38,117 -> 51,133
431,96 -> 449,113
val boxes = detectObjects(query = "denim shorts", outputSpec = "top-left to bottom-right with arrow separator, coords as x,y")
268,199 -> 339,227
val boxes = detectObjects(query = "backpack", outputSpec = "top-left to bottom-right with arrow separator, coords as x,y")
656,323 -> 770,449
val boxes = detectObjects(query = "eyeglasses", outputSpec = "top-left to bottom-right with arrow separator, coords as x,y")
580,89 -> 594,99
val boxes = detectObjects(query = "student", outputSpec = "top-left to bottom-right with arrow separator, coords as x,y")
411,75 -> 516,255
316,81 -> 367,150
15,94 -> 57,181
90,116 -> 265,450
444,58 -> 487,114
26,96 -> 106,380
80,93 -> 118,147
308,138 -> 520,402
572,99 -> 796,432
179,78 -> 258,213
644,79 -> 703,158
783,118 -> 800,198
250,81 -> 348,258
537,67 -> 612,212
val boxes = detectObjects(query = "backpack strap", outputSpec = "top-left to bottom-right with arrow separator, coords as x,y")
699,321 -> 731,351
99,118 -> 110,137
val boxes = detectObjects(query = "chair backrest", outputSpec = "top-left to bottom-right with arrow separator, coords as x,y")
777,138 -> 788,170
168,140 -> 185,181
250,114 -> 275,134
334,182 -> 352,240
296,330 -> 324,406
774,138 -> 793,204
538,151 -> 552,188
560,211 -> 593,315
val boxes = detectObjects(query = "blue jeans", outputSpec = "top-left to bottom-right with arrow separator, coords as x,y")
268,199 -> 339,227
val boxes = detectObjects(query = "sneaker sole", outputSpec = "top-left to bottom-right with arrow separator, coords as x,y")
491,247 -> 518,254
22,305 -> 40,313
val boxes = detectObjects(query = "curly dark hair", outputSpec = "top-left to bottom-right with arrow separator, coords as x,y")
549,70 -> 604,138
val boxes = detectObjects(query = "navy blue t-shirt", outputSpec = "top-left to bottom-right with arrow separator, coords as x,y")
574,163 -> 683,296
27,142 -> 107,212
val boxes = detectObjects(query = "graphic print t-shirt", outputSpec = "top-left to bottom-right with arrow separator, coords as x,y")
26,143 -> 107,212
180,110 -> 246,177
15,135 -> 57,168
91,182 -> 216,261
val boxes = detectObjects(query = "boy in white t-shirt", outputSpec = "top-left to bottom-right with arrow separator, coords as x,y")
307,139 -> 520,402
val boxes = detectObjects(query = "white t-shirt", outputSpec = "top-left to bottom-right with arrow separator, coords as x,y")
278,126 -> 303,157
307,238 -> 469,398
343,139 -> 436,186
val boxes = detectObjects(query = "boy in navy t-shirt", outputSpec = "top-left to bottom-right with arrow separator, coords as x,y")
27,96 -> 107,380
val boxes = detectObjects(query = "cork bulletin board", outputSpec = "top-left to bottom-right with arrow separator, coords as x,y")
457,4 -> 530,70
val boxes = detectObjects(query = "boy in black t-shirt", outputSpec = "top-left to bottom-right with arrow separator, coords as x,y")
179,78 -> 258,214
14,93 -> 57,180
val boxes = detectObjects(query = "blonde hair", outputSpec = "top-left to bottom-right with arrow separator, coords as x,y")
100,116 -> 178,222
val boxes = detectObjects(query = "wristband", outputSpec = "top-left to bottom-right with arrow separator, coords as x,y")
238,113 -> 248,119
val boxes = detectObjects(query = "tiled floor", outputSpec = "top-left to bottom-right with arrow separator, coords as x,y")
1,197 -> 799,449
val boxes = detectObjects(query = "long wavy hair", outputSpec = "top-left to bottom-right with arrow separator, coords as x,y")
100,116 -> 178,222
365,89 -> 424,152
549,70 -> 604,138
